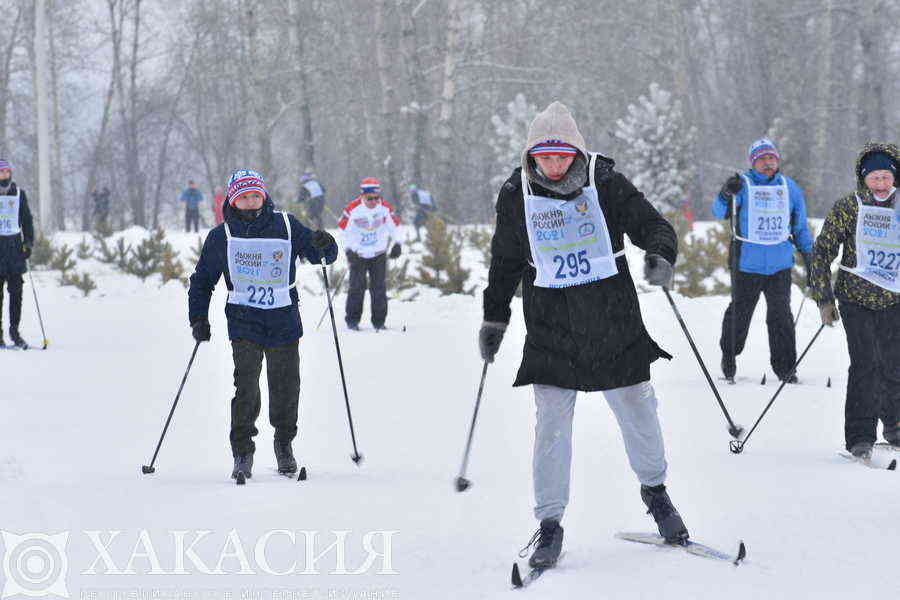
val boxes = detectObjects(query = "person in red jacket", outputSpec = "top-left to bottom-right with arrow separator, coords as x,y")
212,187 -> 226,226
338,177 -> 403,330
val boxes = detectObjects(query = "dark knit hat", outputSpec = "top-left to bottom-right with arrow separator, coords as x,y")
860,152 -> 897,178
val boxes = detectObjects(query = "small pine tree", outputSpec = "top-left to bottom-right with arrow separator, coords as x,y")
94,234 -> 132,270
489,93 -> 537,191
76,236 -> 93,260
190,235 -> 204,266
29,234 -> 55,267
125,227 -> 172,281
159,247 -> 187,287
670,215 -> 731,297
467,225 -> 493,270
415,216 -> 475,296
49,244 -> 76,275
614,83 -> 697,214
60,271 -> 97,296
387,258 -> 417,301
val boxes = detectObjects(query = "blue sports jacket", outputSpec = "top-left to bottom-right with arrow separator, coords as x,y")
711,170 -> 813,275
188,197 -> 338,346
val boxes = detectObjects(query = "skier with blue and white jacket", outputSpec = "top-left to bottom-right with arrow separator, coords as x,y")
712,138 -> 814,383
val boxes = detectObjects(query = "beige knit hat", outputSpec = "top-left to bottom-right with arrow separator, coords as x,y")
520,101 -> 588,173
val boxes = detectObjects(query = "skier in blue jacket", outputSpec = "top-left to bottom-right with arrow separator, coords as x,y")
712,138 -> 814,383
188,169 -> 338,482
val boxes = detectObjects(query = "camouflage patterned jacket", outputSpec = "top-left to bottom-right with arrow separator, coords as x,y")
809,142 -> 900,310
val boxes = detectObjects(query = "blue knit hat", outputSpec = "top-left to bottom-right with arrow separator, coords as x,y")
860,152 -> 897,178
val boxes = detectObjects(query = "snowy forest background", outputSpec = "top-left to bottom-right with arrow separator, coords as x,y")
0,0 -> 898,231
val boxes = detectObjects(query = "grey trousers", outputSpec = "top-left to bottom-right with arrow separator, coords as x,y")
533,380 -> 668,522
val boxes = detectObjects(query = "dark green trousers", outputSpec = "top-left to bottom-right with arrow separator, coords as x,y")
230,339 -> 300,457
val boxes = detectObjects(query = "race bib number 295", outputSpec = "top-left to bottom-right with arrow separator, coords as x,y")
553,250 -> 590,280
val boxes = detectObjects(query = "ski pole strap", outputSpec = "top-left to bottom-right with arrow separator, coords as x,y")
730,323 -> 826,454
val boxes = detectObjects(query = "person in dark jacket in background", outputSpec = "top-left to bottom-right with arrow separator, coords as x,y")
479,101 -> 687,570
180,181 -> 203,232
0,158 -> 34,349
188,169 -> 338,481
809,143 -> 900,460
712,138 -> 814,383
92,186 -> 111,232
297,171 -> 326,229
409,184 -> 436,241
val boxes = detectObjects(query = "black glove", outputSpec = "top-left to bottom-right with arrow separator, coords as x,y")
191,320 -> 211,343
22,245 -> 31,260
389,243 -> 402,259
345,249 -> 359,265
479,321 -> 507,363
720,173 -> 743,198
644,254 -> 674,287
311,229 -> 335,249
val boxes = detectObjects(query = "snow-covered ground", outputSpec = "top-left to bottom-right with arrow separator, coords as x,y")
3,224 -> 897,600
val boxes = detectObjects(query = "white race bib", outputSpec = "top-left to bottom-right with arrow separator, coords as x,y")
226,212 -> 295,309
522,153 -> 623,288
417,190 -> 433,207
0,189 -> 21,236
303,180 -> 324,198
840,196 -> 900,292
735,175 -> 790,245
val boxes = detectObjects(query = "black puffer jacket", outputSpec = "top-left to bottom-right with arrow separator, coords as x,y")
0,182 -> 34,276
483,156 -> 677,392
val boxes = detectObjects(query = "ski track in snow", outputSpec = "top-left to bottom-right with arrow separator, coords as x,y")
2,224 -> 896,599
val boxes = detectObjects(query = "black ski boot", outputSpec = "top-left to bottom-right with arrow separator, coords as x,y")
883,424 -> 900,449
641,484 -> 689,544
347,322 -> 360,331
850,441 -> 873,460
520,519 -> 564,569
721,354 -> 736,383
9,329 -> 27,349
274,440 -> 297,474
778,372 -> 799,384
231,454 -> 253,483
0,331 -> 5,348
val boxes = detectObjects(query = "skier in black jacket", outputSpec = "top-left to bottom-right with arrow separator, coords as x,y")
0,158 -> 34,348
479,102 -> 687,569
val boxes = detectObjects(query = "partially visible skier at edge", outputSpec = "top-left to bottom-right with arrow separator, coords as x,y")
479,101 -> 688,570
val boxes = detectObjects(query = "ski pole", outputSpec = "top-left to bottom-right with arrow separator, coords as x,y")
730,323 -> 826,454
321,257 -> 364,465
455,360 -> 489,492
794,294 -> 807,327
27,267 -> 49,349
141,340 -> 201,474
663,287 -> 744,439
315,269 -> 348,331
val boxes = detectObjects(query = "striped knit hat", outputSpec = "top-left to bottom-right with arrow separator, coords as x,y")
360,177 -> 381,194
226,169 -> 268,206
0,159 -> 11,171
528,140 -> 579,157
748,138 -> 780,164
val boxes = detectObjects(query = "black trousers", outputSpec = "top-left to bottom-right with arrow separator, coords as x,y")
230,339 -> 301,457
0,274 -> 24,333
839,301 -> 900,450
345,253 -> 387,328
719,268 -> 796,378
185,208 -> 200,232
